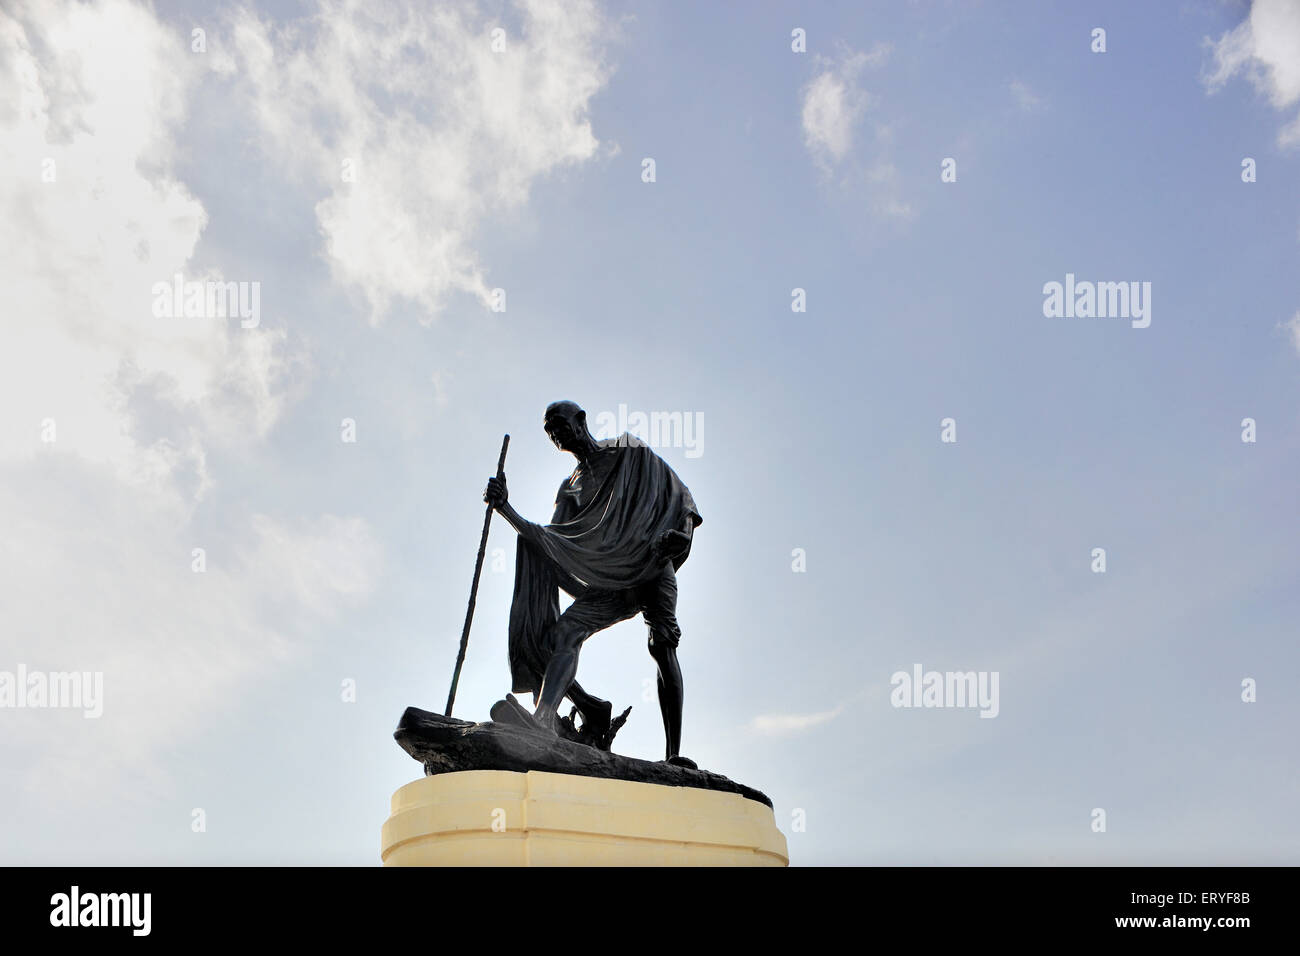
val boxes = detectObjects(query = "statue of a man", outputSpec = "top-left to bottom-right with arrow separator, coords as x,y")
484,401 -> 701,767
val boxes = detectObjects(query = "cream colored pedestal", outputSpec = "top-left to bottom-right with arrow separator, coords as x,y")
381,769 -> 788,866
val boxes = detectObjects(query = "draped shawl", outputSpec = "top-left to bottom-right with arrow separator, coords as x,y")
507,435 -> 701,695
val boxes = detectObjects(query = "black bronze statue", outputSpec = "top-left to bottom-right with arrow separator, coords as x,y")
484,401 -> 701,768
392,401 -> 773,808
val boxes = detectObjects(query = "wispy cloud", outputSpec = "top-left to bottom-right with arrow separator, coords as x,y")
751,704 -> 844,735
800,46 -> 887,168
1009,78 -> 1044,112
1283,310 -> 1300,357
800,43 -> 910,220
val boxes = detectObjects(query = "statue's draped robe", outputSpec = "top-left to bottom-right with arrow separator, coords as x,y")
508,435 -> 702,696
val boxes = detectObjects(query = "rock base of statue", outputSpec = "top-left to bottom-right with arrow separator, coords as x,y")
394,705 -> 772,806
381,768 -> 788,866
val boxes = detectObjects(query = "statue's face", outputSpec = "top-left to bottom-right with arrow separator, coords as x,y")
544,413 -> 581,453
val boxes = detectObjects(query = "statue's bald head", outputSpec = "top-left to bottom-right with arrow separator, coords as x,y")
545,400 -> 583,423
543,401 -> 594,457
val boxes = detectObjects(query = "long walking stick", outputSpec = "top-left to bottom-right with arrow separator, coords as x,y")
445,434 -> 509,716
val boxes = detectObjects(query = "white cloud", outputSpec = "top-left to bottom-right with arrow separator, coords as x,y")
3,479 -> 383,796
221,0 -> 613,323
0,0 -> 377,800
1009,79 -> 1044,112
1205,0 -> 1300,147
750,705 -> 843,735
801,50 -> 878,168
800,44 -> 910,219
0,0 -> 297,497
1283,310 -> 1300,356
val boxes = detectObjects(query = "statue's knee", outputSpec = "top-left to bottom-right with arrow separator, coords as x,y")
647,623 -> 679,658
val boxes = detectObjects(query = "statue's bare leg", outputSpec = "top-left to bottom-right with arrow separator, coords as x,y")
649,639 -> 684,761
642,566 -> 694,766
533,619 -> 585,734
533,586 -> 637,736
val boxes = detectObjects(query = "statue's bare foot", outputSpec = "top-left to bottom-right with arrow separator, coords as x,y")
531,708 -> 560,738
492,695 -> 558,738
665,755 -> 697,770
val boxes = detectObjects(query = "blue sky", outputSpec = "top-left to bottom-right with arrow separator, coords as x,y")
1,0 -> 1297,865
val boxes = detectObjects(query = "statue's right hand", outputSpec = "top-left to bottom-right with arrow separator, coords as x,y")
484,475 -> 508,509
